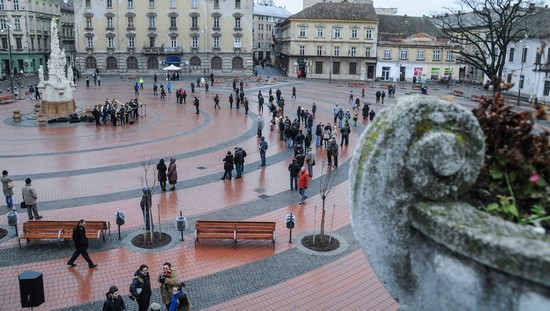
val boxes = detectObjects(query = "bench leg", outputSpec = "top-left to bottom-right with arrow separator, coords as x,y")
18,239 -> 22,249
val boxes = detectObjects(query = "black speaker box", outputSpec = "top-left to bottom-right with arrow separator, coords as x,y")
19,271 -> 45,308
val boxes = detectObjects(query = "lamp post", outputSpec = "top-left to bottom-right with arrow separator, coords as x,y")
517,33 -> 528,106
329,30 -> 333,84
203,26 -> 207,81
1,23 -> 15,95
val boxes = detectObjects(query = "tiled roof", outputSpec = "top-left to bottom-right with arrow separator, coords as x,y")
291,1 -> 378,21
378,15 -> 445,42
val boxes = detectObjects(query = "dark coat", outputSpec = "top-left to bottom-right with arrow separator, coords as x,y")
130,270 -> 152,301
102,293 -> 126,311
72,224 -> 88,251
157,160 -> 167,182
288,161 -> 301,177
223,154 -> 234,171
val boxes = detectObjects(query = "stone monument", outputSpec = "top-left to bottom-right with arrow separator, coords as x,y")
350,96 -> 549,310
37,19 -> 76,117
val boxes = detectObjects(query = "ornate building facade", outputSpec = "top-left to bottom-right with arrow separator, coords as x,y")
73,0 -> 253,75
252,0 -> 291,65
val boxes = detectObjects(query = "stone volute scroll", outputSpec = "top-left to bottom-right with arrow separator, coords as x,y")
350,95 -> 550,310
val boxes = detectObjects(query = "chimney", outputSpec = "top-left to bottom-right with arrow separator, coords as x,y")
403,14 -> 409,23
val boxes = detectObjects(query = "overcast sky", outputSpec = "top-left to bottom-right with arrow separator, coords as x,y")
273,0 -> 549,16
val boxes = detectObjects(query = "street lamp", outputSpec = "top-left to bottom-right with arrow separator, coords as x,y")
517,33 -> 528,106
329,29 -> 333,84
203,26 -> 207,81
1,23 -> 15,95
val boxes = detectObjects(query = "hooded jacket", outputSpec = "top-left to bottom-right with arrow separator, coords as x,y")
102,293 -> 126,311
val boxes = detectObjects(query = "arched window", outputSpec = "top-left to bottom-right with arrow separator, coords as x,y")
211,56 -> 222,70
190,57 -> 201,70
85,56 -> 96,69
147,57 -> 158,69
127,57 -> 138,70
232,57 -> 243,70
106,56 -> 118,69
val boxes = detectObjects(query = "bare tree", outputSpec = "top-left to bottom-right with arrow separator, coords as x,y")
432,0 -> 539,93
316,161 -> 339,244
140,158 -> 158,243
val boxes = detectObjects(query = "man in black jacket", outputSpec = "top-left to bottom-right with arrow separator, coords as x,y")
130,264 -> 152,311
67,219 -> 97,268
288,159 -> 301,191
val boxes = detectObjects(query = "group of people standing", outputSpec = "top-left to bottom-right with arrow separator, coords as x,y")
92,98 -> 141,127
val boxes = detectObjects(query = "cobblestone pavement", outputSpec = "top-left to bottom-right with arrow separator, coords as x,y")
1,74 -> 545,310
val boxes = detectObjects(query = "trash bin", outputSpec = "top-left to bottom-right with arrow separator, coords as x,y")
175,214 -> 188,241
7,210 -> 18,226
115,210 -> 125,226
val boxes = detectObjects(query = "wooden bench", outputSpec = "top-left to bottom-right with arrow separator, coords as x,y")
451,89 -> 464,96
0,94 -> 15,104
195,220 -> 276,248
18,220 -> 110,248
412,84 -> 422,89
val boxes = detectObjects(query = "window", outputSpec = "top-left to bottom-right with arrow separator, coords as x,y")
15,37 -> 22,49
366,29 -> 372,39
433,49 -> 441,60
544,80 -> 550,96
365,47 -> 371,57
85,0 -> 90,8
191,17 -> 198,28
14,18 -> 21,30
30,36 -> 34,49
170,39 -> 177,48
192,37 -> 198,48
519,75 -> 524,88
234,37 -> 241,48
535,51 -> 542,65
128,37 -> 135,48
107,37 -> 114,48
214,0 -> 219,8
107,17 -> 113,28
149,37 -> 155,47
13,0 -> 19,10
521,47 -> 528,63
299,45 -> 305,56
333,62 -> 340,75
351,29 -> 357,38
333,28 -> 340,38
107,0 -> 112,8
127,57 -> 138,69
317,46 -> 323,56
190,56 -> 200,68
351,47 -> 356,56
316,28 -> 323,37
28,1 -> 31,10
148,0 -> 154,8
213,37 -> 220,48
127,17 -> 134,27
149,17 -> 155,28
211,56 -> 222,69
299,27 -> 306,37
170,0 -> 176,8
507,73 -> 512,83
349,62 -> 357,75
170,17 -> 177,28
86,37 -> 93,48
334,46 -> 340,56
417,50 -> 424,60
235,18 -> 241,28
384,49 -> 391,59
400,49 -> 408,59
0,0 -> 4,10
148,57 -> 158,69
232,57 -> 243,69
85,56 -> 96,69
315,61 -> 322,74
86,17 -> 92,28
192,0 -> 197,7
235,0 -> 241,9
509,48 -> 515,62
213,17 -> 220,28
446,51 -> 453,61
128,0 -> 133,8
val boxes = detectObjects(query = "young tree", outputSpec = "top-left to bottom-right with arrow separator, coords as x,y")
140,158 -> 158,243
316,161 -> 339,244
433,0 -> 540,94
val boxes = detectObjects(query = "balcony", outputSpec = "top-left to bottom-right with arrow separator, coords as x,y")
142,46 -> 184,54
127,26 -> 135,31
148,27 -> 157,31
106,26 -> 115,31
233,27 -> 242,31
169,27 -> 178,31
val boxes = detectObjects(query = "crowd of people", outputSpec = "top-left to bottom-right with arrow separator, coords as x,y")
92,98 -> 143,127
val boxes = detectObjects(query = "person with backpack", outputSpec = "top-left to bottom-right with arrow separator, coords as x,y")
259,137 -> 268,166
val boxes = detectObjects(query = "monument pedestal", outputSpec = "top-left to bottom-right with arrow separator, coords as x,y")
41,99 -> 76,117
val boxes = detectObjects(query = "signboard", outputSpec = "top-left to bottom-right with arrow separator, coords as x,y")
165,56 -> 181,65
414,67 -> 423,77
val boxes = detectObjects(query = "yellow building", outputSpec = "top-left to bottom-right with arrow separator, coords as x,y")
278,1 -> 378,81
73,0 -> 253,76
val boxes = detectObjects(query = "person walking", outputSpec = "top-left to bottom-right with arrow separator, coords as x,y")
97,75 -> 101,87
22,178 -> 42,220
157,159 -> 167,192
140,77 -> 145,89
298,167 -> 309,205
193,97 -> 200,114
167,158 -> 178,191
140,187 -> 152,231
158,262 -> 179,311
1,170 -> 14,208
340,122 -> 350,146
67,219 -> 98,268
229,93 -> 234,109
259,137 -> 268,167
288,159 -> 300,191
221,151 -> 234,180
305,148 -> 315,177
134,82 -> 140,96
130,264 -> 152,311
257,117 -> 265,138
329,137 -> 339,167
102,286 -> 126,311
169,282 -> 191,311
381,90 -> 386,104
291,86 -> 296,99
243,97 -> 249,114
213,94 -> 220,109
234,146 -> 247,179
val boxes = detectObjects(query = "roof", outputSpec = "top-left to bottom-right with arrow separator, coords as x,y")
254,4 -> 293,19
290,1 -> 378,21
60,0 -> 74,12
378,15 -> 445,42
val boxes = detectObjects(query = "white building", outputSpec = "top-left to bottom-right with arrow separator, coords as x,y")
253,0 -> 292,65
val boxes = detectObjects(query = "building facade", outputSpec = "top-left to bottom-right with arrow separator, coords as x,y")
73,0 -> 254,76
60,0 -> 75,69
0,0 -> 60,77
252,0 -> 291,65
376,15 -> 458,83
278,2 -> 378,81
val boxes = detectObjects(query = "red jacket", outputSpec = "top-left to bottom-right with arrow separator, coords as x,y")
298,171 -> 309,189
